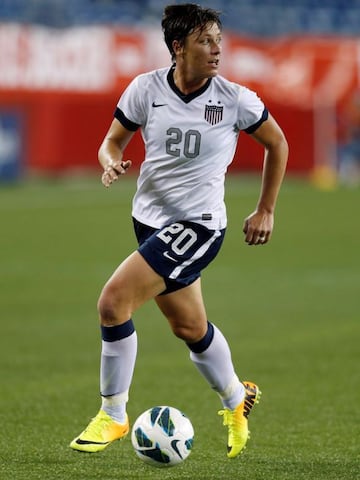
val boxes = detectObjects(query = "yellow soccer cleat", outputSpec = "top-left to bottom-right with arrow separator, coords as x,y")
218,381 -> 261,459
70,409 -> 129,453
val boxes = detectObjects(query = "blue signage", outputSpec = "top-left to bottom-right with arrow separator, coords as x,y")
0,111 -> 23,181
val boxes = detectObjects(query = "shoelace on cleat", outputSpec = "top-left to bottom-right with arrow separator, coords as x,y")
218,409 -> 242,430
218,407 -> 248,455
83,414 -> 112,438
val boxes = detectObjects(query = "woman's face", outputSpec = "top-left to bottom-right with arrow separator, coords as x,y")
175,22 -> 222,80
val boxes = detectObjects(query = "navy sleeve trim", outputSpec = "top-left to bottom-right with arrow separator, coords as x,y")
114,107 -> 141,132
244,107 -> 269,134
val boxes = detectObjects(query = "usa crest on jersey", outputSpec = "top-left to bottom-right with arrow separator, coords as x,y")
204,104 -> 223,125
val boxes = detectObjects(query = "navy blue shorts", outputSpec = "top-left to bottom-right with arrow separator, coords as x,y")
133,218 -> 226,295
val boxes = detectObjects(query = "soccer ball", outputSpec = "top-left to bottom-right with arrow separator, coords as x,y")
131,406 -> 194,468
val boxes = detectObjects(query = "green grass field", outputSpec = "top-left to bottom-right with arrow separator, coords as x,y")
0,175 -> 359,480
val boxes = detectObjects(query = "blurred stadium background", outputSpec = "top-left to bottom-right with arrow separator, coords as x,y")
0,0 -> 359,185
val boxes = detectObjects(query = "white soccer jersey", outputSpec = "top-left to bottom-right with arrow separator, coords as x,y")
116,66 -> 267,230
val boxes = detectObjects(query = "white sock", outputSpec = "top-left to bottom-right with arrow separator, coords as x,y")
189,324 -> 245,410
100,324 -> 137,423
101,392 -> 128,424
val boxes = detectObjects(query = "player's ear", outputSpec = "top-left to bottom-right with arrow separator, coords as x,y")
172,39 -> 185,57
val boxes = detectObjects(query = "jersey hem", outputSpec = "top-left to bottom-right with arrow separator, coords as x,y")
132,213 -> 227,231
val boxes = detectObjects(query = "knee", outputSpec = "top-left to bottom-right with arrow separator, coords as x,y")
171,323 -> 206,343
97,287 -> 117,325
97,283 -> 130,326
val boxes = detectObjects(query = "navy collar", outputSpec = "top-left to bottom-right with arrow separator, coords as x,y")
167,65 -> 212,104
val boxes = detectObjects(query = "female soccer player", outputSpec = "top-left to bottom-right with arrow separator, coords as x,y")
70,3 -> 288,458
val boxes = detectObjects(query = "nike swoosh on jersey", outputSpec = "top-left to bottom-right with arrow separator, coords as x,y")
163,251 -> 178,262
152,102 -> 167,108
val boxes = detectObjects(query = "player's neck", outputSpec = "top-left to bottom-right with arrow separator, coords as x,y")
173,66 -> 209,95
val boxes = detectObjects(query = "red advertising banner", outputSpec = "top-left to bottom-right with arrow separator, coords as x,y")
0,24 -> 358,173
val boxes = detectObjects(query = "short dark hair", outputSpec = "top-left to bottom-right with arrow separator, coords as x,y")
162,3 -> 222,61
